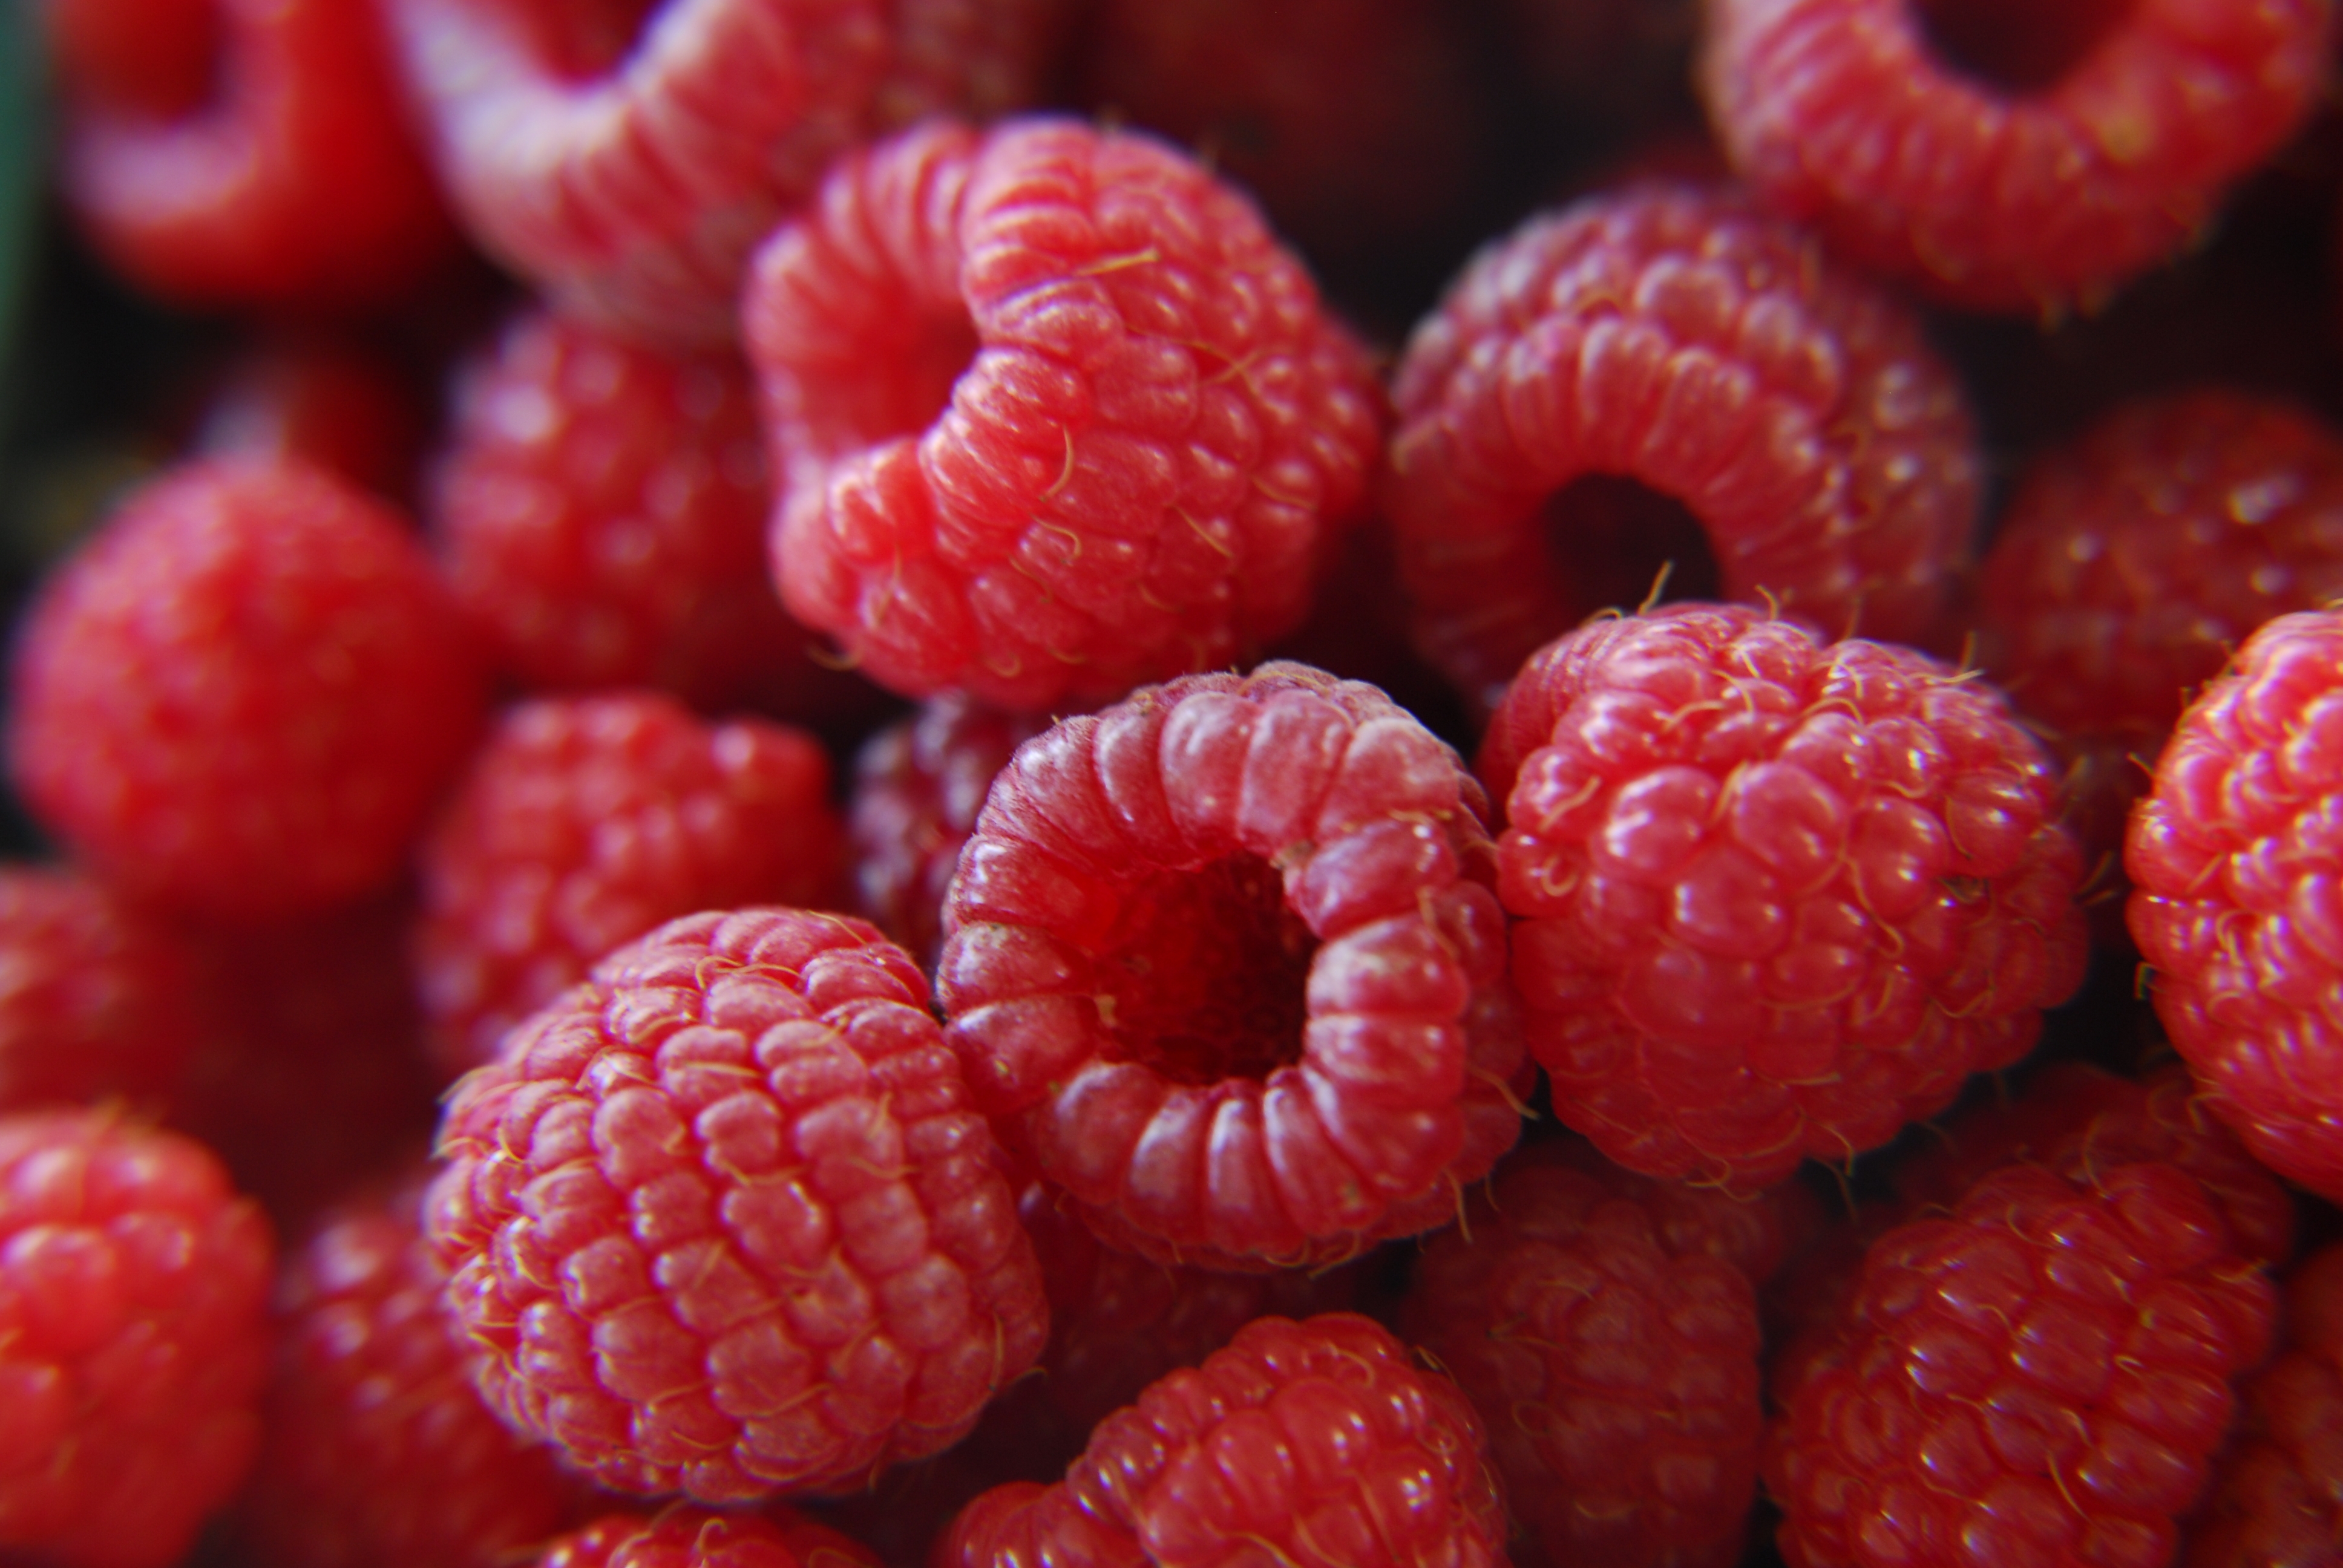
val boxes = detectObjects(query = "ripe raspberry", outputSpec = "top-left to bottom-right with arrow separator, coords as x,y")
1700,0 -> 2336,314
2184,1242 -> 2343,1568
1481,603 -> 2088,1188
7,457 -> 490,923
382,0 -> 1064,345
0,1109 -> 274,1568
847,694 -> 1052,971
1400,1142 -> 1780,1568
539,1506 -> 881,1568
241,1165 -> 589,1568
194,333 -> 433,506
45,0 -> 457,309
1384,183 -> 1980,717
938,1313 -> 1508,1568
430,307 -> 879,719
935,662 -> 1528,1271
413,692 -> 845,1080
1764,1160 -> 2279,1568
427,907 -> 1049,1502
2129,606 -> 2343,1203
745,117 -> 1384,711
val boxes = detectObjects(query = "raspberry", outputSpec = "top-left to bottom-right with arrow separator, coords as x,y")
539,1506 -> 881,1568
427,907 -> 1049,1502
240,1164 -> 591,1568
7,457 -> 490,923
1763,1159 -> 2279,1568
2185,1243 -> 2343,1568
847,694 -> 1051,971
1481,603 -> 2088,1188
1384,184 -> 1981,717
413,691 -> 845,1080
935,663 -> 1527,1270
2128,606 -> 2343,1203
1399,1142 -> 1775,1568
382,0 -> 1064,345
937,1313 -> 1509,1568
0,1109 -> 274,1568
430,307 -> 879,719
44,0 -> 457,310
744,118 -> 1384,711
0,865 -> 209,1116
194,333 -> 431,506
1699,0 -> 2336,314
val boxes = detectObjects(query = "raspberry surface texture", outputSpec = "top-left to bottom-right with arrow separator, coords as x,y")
936,1312 -> 1510,1568
936,662 -> 1527,1270
0,1109 -> 275,1568
413,691 -> 844,1080
1700,0 -> 2336,313
2129,606 -> 2343,1203
383,0 -> 1063,345
7,457 -> 490,923
1765,1159 -> 2279,1568
1384,183 -> 1979,717
427,907 -> 1049,1503
1481,603 -> 2088,1187
538,1506 -> 882,1568
45,0 -> 456,309
745,117 -> 1383,710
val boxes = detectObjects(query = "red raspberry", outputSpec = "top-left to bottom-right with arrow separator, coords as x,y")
935,662 -> 1528,1271
413,692 -> 845,1080
0,865 -> 209,1116
0,1109 -> 274,1568
1400,1142 -> 1780,1568
937,1313 -> 1509,1568
6,457 -> 490,923
539,1507 -> 880,1568
1763,1160 -> 2279,1568
1384,183 -> 1981,717
1700,0 -> 2336,314
1480,603 -> 2088,1189
241,1165 -> 591,1568
44,0 -> 457,310
2184,1242 -> 2343,1568
2128,606 -> 2343,1203
382,0 -> 1064,346
744,118 -> 1384,711
430,307 -> 880,719
847,694 -> 1051,971
194,333 -> 431,506
427,907 -> 1049,1503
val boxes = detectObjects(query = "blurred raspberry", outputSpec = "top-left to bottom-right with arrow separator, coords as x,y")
193,334 -> 432,506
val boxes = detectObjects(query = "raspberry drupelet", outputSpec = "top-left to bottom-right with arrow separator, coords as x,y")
1700,0 -> 2336,315
936,662 -> 1528,1272
2129,606 -> 2343,1203
539,1506 -> 881,1568
6,457 -> 490,923
1383,182 -> 1981,717
382,0 -> 1064,346
1480,603 -> 2088,1189
744,117 -> 1384,711
413,691 -> 845,1081
0,1109 -> 275,1568
936,1313 -> 1510,1568
427,907 -> 1049,1503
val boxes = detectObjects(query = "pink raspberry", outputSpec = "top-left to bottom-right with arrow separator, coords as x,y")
1700,0 -> 2336,313
2128,606 -> 2343,1203
936,662 -> 1528,1271
381,0 -> 1065,345
427,907 -> 1049,1502
0,1109 -> 275,1568
413,691 -> 845,1080
538,1507 -> 880,1568
745,117 -> 1384,710
1384,183 -> 1981,717
1481,603 -> 2088,1188
7,457 -> 490,923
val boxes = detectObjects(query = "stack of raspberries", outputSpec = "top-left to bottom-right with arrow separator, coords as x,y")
7,1 -> 2343,1565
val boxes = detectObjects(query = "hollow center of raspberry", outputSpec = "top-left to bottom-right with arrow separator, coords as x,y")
527,0 -> 663,81
1547,475 -> 1722,619
1093,852 -> 1317,1085
1916,0 -> 2135,92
